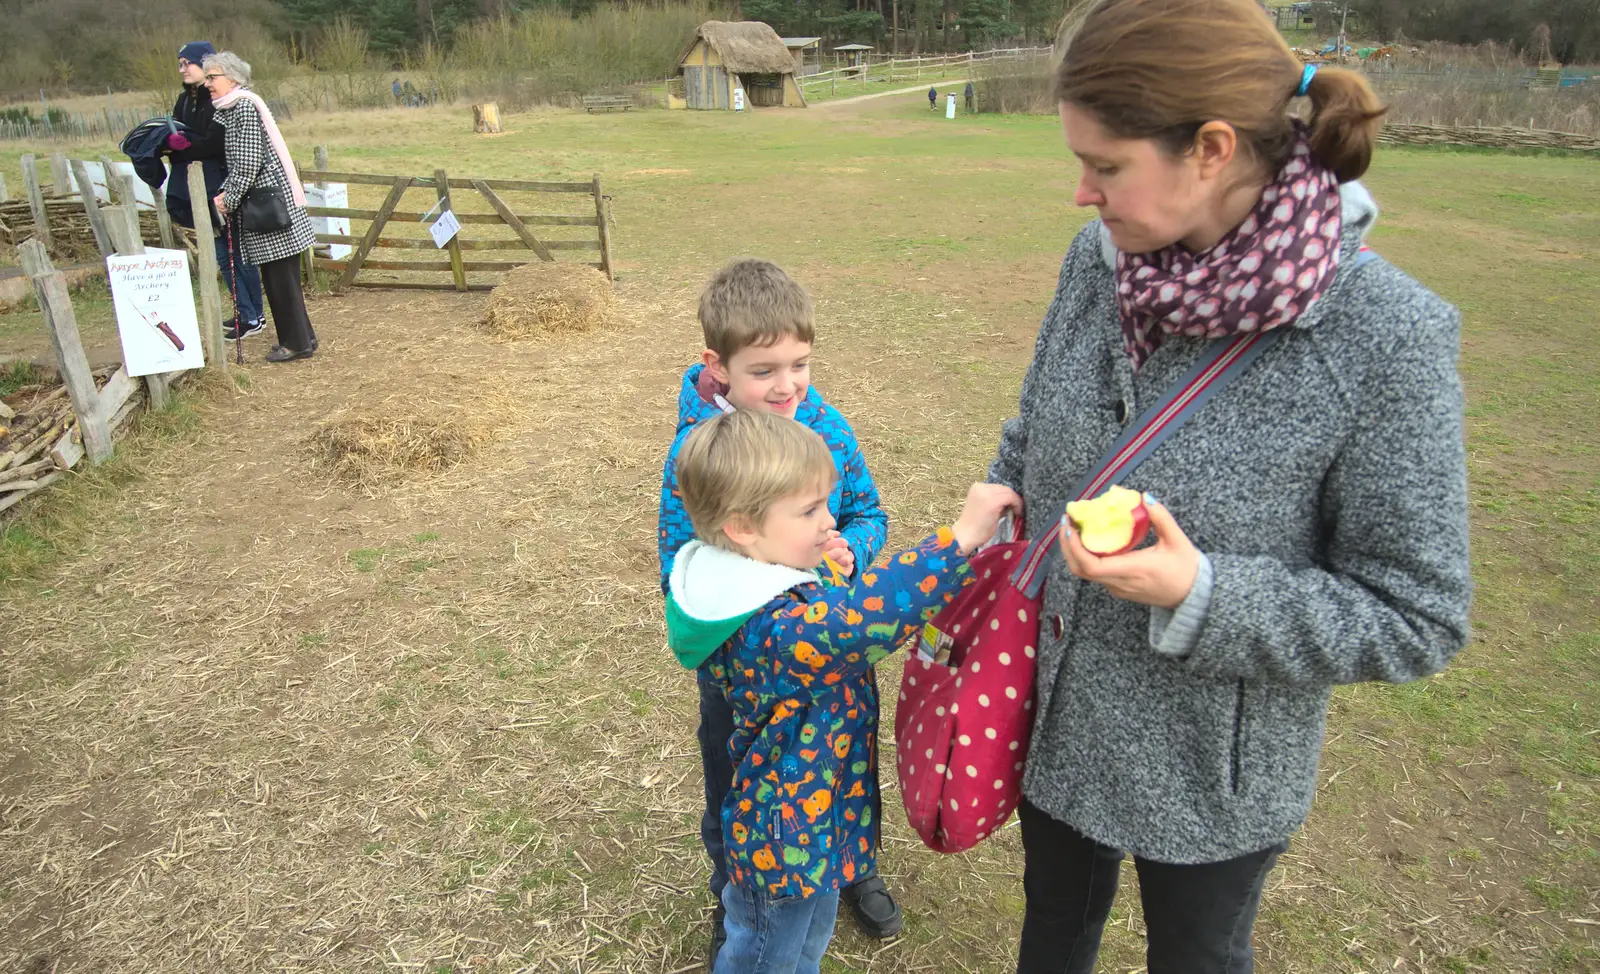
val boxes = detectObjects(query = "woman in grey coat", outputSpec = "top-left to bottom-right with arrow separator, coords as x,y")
204,52 -> 319,363
989,1 -> 1472,971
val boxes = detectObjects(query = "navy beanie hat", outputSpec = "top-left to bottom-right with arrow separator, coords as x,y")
178,41 -> 216,66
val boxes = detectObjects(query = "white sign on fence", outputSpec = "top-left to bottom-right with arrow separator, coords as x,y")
71,161 -> 158,207
106,248 -> 205,377
305,183 -> 352,259
429,208 -> 461,248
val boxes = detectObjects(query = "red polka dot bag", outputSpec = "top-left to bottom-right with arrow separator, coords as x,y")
894,326 -> 1295,853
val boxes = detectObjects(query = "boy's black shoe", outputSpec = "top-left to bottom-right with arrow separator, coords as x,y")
223,318 -> 265,341
843,875 -> 903,939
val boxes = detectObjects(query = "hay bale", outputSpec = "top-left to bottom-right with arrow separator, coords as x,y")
309,413 -> 491,486
480,261 -> 616,339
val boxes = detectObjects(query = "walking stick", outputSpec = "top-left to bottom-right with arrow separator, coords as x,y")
226,219 -> 244,365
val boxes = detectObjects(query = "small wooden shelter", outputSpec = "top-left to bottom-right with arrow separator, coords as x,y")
679,21 -> 808,110
833,43 -> 874,68
781,37 -> 822,75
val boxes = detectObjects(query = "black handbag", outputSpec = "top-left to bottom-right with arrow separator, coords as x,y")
239,185 -> 291,232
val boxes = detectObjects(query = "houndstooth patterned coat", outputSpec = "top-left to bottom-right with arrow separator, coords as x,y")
216,96 -> 315,266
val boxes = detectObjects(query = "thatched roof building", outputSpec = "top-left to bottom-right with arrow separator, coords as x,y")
677,21 -> 808,110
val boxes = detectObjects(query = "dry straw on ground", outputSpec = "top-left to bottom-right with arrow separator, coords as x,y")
479,261 -> 617,340
307,377 -> 518,487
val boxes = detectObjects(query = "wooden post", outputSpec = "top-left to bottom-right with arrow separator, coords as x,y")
592,174 -> 613,281
20,155 -> 52,251
111,172 -> 143,251
187,162 -> 225,369
153,181 -> 176,249
433,169 -> 468,292
99,156 -> 119,202
304,145 -> 330,286
17,241 -> 115,464
49,152 -> 72,196
70,158 -> 112,257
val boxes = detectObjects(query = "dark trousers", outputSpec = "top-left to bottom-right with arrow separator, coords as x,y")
257,255 -> 317,353
1017,797 -> 1285,974
697,672 -> 880,905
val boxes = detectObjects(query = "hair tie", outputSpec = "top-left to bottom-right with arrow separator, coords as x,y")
1295,64 -> 1318,97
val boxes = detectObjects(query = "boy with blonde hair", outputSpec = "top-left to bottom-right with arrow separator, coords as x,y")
657,259 -> 894,959
666,409 -> 1018,974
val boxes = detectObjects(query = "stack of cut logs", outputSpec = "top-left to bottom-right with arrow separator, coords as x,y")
0,366 -> 145,516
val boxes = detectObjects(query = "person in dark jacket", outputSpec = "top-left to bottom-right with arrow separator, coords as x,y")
167,41 -> 265,341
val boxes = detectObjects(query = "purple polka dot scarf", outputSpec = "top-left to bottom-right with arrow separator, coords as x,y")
1114,125 -> 1342,370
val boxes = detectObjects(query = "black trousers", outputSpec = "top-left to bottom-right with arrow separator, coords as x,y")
258,255 -> 317,353
1017,797 -> 1285,974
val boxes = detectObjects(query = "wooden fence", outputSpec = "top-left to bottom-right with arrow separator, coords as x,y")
1,159 -> 226,517
299,165 -> 614,291
2,151 -> 182,262
0,101 -> 294,143
798,46 -> 1053,91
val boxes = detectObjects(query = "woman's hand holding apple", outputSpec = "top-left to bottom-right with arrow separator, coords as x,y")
1060,497 -> 1200,610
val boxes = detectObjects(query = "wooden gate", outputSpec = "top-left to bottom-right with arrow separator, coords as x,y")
299,167 -> 614,292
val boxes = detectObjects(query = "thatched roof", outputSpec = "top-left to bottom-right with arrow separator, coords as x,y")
682,21 -> 798,75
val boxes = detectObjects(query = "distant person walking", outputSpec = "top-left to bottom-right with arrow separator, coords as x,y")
393,78 -> 403,103
964,81 -> 975,113
928,86 -> 938,110
164,41 -> 265,342
204,52 -> 319,363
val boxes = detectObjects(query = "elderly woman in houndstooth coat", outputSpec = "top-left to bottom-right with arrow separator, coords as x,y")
204,51 -> 319,363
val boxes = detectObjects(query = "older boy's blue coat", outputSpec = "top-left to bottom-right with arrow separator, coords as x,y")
656,363 -> 888,592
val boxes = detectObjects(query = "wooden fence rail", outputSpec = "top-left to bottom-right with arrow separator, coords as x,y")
297,166 -> 614,291
798,46 -> 1053,87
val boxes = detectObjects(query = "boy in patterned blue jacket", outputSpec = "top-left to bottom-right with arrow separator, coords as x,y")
657,259 -> 894,960
666,409 -> 1018,974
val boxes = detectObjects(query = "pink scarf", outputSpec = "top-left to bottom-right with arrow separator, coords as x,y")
1115,127 -> 1342,369
213,86 -> 307,208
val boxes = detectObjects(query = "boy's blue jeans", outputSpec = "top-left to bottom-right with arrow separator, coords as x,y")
215,233 -> 263,326
714,884 -> 839,974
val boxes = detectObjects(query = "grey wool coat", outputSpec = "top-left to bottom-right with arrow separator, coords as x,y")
988,185 -> 1473,864
216,96 -> 316,266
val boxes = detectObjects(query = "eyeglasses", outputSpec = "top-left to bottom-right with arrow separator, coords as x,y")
204,73 -> 225,80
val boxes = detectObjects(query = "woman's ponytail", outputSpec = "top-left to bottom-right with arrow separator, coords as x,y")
1304,66 -> 1387,183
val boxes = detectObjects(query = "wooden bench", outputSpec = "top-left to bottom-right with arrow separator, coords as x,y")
582,94 -> 633,113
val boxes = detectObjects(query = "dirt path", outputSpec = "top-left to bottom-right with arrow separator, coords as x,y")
813,80 -> 971,109
0,279 -> 729,971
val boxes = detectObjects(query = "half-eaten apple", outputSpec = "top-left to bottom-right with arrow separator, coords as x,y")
1065,485 -> 1150,556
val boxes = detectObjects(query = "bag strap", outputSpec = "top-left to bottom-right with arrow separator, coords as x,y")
1012,327 -> 1287,596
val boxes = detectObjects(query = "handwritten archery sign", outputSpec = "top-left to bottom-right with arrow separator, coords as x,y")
106,248 -> 206,376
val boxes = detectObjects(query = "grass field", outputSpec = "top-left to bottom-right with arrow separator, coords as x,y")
1,98 -> 1597,973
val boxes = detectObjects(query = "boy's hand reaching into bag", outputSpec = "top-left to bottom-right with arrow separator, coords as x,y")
953,484 -> 1024,555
